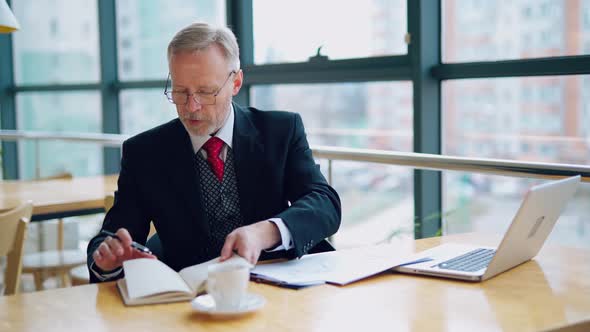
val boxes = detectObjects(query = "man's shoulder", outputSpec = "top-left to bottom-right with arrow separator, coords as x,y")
234,104 -> 304,139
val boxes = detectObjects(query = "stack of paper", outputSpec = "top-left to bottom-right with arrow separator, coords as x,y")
251,244 -> 430,288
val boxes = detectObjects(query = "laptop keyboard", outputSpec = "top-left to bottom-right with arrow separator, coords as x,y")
436,248 -> 496,272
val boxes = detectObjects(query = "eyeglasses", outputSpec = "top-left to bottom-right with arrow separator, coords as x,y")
164,71 -> 236,106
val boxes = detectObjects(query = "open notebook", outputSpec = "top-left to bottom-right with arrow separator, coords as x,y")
116,255 -> 252,306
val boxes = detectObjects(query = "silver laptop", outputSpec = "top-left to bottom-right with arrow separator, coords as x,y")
395,175 -> 581,281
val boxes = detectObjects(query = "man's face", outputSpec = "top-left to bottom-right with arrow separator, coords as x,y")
169,45 -> 243,136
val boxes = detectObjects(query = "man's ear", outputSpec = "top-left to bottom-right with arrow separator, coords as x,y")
232,69 -> 244,96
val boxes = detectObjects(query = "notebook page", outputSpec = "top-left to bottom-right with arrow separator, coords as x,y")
123,258 -> 192,300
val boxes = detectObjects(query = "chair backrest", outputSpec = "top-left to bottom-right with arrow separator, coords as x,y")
0,201 -> 33,295
104,194 -> 115,213
37,172 -> 73,181
35,172 -> 73,250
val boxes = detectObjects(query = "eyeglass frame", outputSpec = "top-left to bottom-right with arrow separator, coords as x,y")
163,70 -> 237,106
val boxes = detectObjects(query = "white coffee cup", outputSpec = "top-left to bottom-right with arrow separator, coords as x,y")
207,263 -> 250,311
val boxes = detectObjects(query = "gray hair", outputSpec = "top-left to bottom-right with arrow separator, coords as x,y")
167,22 -> 240,70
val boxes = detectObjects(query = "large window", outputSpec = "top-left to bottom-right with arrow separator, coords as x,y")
251,82 -> 413,247
119,89 -> 176,135
115,0 -> 227,144
443,75 -> 590,164
443,0 -> 590,63
12,0 -> 100,85
10,0 -> 102,179
116,0 -> 226,81
253,0 -> 407,64
441,1 -> 590,248
2,1 -> 588,248
324,160 -> 414,248
16,91 -> 103,179
442,76 -> 590,248
251,82 -> 413,150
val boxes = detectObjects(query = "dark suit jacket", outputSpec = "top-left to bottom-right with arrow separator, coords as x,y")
87,103 -> 341,282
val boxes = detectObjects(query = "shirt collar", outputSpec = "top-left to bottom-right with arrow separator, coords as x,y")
187,104 -> 234,154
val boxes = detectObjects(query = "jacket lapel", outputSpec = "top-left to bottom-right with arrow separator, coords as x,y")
167,119 -> 210,235
232,103 -> 264,224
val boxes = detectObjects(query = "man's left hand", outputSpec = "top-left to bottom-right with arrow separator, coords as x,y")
220,220 -> 281,264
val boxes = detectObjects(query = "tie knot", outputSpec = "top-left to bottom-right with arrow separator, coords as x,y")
202,137 -> 224,156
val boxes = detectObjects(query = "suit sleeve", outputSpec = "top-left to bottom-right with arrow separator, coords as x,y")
275,113 -> 341,258
86,140 -> 152,283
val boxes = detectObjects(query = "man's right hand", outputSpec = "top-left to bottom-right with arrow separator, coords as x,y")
92,228 -> 157,271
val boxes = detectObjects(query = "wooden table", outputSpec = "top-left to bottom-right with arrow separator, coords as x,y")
1,233 -> 589,332
0,175 -> 118,221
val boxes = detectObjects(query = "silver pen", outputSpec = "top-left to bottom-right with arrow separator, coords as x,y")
100,230 -> 152,254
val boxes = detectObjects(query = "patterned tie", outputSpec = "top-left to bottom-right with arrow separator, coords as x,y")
202,137 -> 225,182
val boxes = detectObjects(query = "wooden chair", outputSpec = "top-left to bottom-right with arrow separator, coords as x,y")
104,193 -> 114,212
21,173 -> 86,290
0,201 -> 33,295
68,264 -> 89,286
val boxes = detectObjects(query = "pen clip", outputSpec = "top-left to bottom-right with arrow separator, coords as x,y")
100,230 -> 152,255
132,243 -> 152,255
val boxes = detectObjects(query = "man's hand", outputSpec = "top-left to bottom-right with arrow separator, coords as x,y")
92,228 -> 157,271
220,220 -> 281,265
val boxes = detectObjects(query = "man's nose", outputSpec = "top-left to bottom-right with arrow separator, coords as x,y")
186,95 -> 202,112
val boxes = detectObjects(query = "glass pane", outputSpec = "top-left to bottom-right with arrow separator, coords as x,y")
16,92 -> 103,179
251,83 -> 413,248
0,113 -> 3,179
251,82 -> 413,151
253,0 -> 407,64
444,173 -> 590,249
326,160 -> 414,249
443,0 -> 590,63
443,76 -> 590,164
12,0 -> 100,84
116,0 -> 226,81
120,89 -> 177,135
443,75 -> 590,248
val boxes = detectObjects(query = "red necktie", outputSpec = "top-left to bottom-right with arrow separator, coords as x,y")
202,137 -> 225,182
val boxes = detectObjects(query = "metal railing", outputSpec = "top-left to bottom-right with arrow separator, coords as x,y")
313,145 -> 590,184
1,130 -> 590,182
0,130 -> 126,179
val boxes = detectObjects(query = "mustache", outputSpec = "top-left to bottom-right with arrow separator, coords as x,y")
183,116 -> 208,121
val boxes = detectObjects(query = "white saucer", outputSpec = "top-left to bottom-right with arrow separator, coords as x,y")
191,293 -> 266,317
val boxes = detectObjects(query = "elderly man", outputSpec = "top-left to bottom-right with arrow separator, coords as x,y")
87,22 -> 341,282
